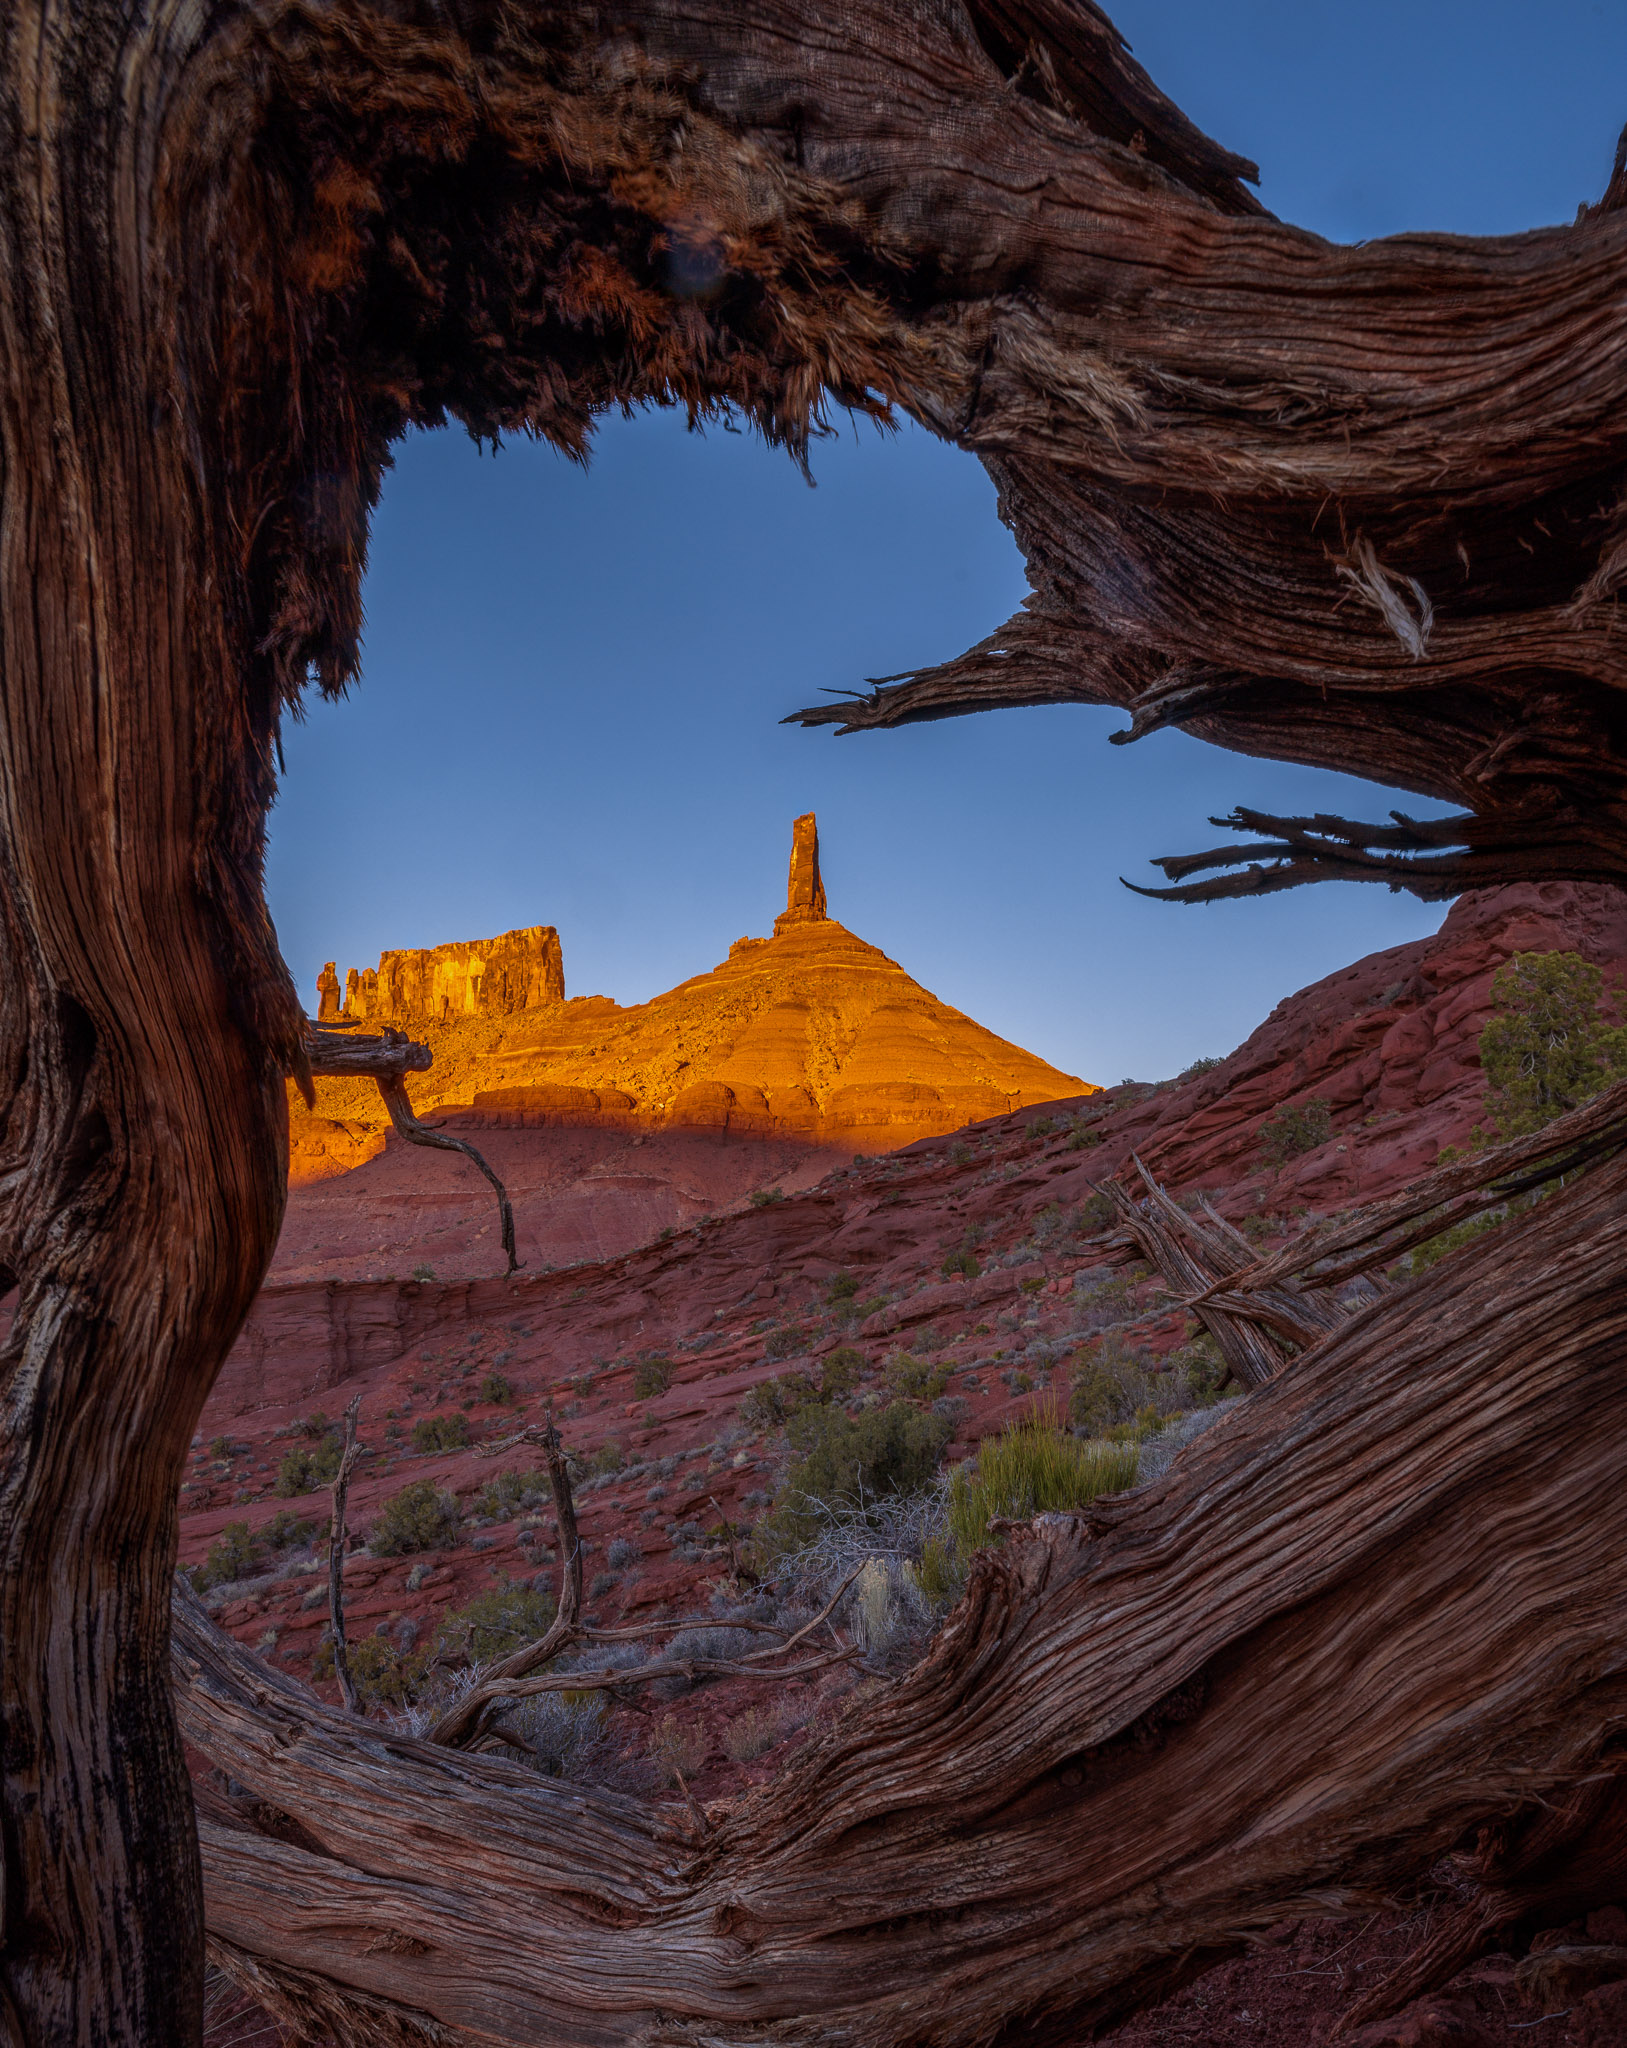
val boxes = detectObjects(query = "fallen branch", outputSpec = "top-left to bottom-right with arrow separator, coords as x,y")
1089,1157 -> 1352,1384
304,1024 -> 520,1275
1187,1078 -> 1627,1303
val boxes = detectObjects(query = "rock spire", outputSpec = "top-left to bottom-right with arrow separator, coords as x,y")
775,812 -> 828,932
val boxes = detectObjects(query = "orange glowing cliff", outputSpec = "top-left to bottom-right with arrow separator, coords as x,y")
289,813 -> 1092,1183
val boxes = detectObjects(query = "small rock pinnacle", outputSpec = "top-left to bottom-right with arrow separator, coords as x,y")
778,812 -> 828,929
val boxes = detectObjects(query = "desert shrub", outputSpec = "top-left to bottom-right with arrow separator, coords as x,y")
191,1520 -> 259,1592
293,1410 -> 330,1439
606,1535 -> 639,1569
779,1401 -> 951,1531
747,1187 -> 784,1208
947,1413 -> 1139,1561
1258,1097 -> 1333,1166
262,1508 -> 319,1551
475,1465 -> 546,1519
828,1272 -> 859,1302
915,1535 -> 961,1605
763,1324 -> 814,1361
1078,1191 -> 1117,1232
585,1438 -> 624,1479
820,1347 -> 863,1400
884,1353 -> 950,1403
632,1357 -> 673,1400
940,1248 -> 980,1279
647,1714 -> 708,1783
1068,1334 -> 1185,1436
1479,949 -> 1627,1138
208,1435 -> 235,1461
1167,1331 -> 1229,1403
274,1449 -> 315,1497
588,1570 -> 617,1599
502,1690 -> 612,1779
1179,1055 -> 1224,1080
1026,1117 -> 1056,1139
368,1479 -> 461,1556
667,1624 -> 756,1668
411,1412 -> 470,1454
344,1634 -> 425,1708
434,1577 -> 556,1664
739,1370 -> 820,1430
411,1264 -> 436,1282
722,1706 -> 783,1763
479,1371 -> 514,1406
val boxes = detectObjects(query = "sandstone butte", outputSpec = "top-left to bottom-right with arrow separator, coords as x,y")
290,813 -> 1091,1186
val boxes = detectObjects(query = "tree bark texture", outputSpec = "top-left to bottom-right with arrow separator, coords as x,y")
7,1 -> 1627,2041
177,1119 -> 1627,2044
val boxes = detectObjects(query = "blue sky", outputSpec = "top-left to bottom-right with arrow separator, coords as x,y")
267,2 -> 1627,1085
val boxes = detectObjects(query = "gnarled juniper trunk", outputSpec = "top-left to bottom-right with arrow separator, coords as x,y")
0,7 -> 301,2040
8,0 -> 1627,2041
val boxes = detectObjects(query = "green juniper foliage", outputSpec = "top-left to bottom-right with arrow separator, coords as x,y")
1479,950 -> 1627,1138
368,1478 -> 461,1556
1257,1097 -> 1333,1166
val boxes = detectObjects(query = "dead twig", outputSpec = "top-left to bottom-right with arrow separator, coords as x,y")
326,1394 -> 364,1715
426,1414 -> 582,1748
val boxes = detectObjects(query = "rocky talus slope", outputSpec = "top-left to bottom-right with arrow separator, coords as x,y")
185,879 -> 1627,2048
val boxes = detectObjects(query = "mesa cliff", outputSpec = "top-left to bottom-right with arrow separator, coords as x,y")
291,814 -> 1090,1191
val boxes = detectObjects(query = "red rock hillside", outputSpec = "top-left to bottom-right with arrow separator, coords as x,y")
186,879 -> 1627,2048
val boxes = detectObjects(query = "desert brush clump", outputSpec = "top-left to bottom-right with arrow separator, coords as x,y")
883,1352 -> 950,1402
1067,1332 -> 1206,1438
1479,949 -> 1627,1138
435,1578 -> 558,1664
190,1520 -> 261,1592
368,1478 -> 462,1556
631,1357 -> 673,1400
753,1399 -> 952,1559
820,1347 -> 863,1399
739,1369 -> 822,1430
946,1409 -> 1139,1564
411,1412 -> 470,1454
474,1465 -> 549,1520
1257,1096 -> 1333,1166
274,1419 -> 349,1496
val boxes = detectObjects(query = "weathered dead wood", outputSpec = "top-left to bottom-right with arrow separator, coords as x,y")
427,1430 -> 859,1753
1189,1078 -> 1627,1304
1090,1157 -> 1351,1384
327,1394 -> 366,1715
175,1141 -> 1627,2045
305,1024 -> 520,1274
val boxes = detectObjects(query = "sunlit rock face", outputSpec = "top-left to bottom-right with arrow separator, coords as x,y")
339,924 -> 565,1026
289,816 -> 1091,1191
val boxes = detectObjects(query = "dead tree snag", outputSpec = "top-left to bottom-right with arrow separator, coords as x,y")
6,1 -> 1627,2040
306,1024 -> 520,1272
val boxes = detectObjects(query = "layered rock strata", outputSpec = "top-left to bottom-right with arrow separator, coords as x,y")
338,924 -> 564,1026
291,817 -> 1088,1182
